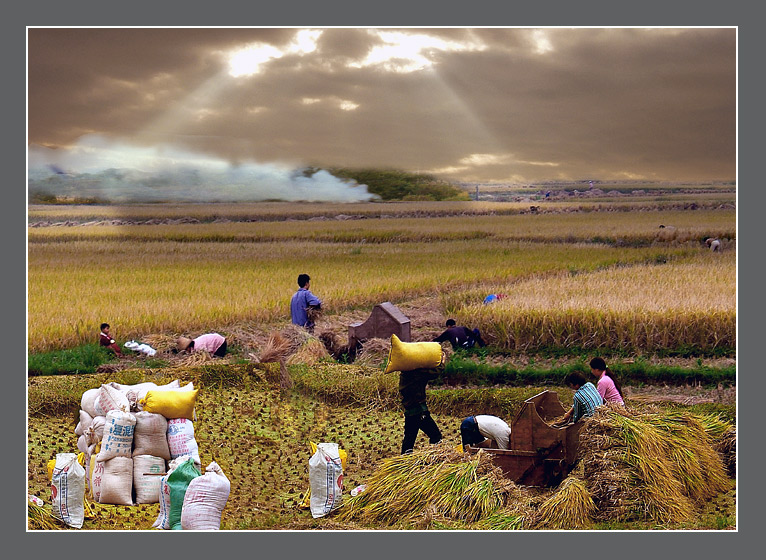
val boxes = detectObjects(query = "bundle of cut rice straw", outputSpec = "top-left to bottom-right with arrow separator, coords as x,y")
533,475 -> 596,529
579,404 -> 731,525
336,443 -> 516,527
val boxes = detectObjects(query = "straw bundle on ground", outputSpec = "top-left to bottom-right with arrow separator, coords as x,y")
28,502 -> 57,530
140,334 -> 177,352
353,338 -> 391,367
579,404 -> 730,525
173,350 -> 217,367
286,338 -> 332,366
697,413 -> 736,477
317,330 -> 354,361
258,331 -> 293,364
335,443 -> 515,527
533,476 -> 596,529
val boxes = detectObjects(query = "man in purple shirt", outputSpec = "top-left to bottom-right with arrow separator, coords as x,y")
290,274 -> 322,333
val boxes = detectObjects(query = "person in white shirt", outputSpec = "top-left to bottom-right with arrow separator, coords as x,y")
460,414 -> 512,450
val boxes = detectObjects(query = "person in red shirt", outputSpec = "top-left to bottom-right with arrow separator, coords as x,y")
99,323 -> 122,355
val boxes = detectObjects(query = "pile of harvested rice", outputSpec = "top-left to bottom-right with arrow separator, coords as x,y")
286,338 -> 331,366
173,350 -> 218,367
139,334 -> 177,352
533,475 -> 596,529
579,404 -> 731,525
258,332 -> 293,364
353,337 -> 391,367
317,330 -> 351,360
336,443 -> 516,527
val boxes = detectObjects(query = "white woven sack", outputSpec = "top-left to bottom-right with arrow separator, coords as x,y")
85,416 -> 106,446
81,388 -> 100,418
181,462 -> 231,530
96,410 -> 136,462
309,442 -> 344,518
98,456 -> 134,505
93,384 -> 130,416
133,412 -> 171,460
133,455 -> 166,504
152,455 -> 188,529
51,453 -> 86,528
75,410 -> 93,436
110,381 -> 158,411
166,418 -> 200,465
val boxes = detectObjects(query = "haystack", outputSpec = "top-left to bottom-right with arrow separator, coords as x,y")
579,404 -> 731,525
336,443 -> 517,527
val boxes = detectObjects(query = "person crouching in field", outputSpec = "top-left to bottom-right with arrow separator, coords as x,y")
553,371 -> 603,427
176,333 -> 227,357
399,367 -> 444,454
706,237 -> 721,252
433,319 -> 486,351
589,357 -> 625,406
460,414 -> 511,451
99,323 -> 123,356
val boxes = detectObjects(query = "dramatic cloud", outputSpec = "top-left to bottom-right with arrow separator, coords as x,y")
28,27 -> 736,194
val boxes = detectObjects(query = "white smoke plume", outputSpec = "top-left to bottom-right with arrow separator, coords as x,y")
27,135 -> 377,203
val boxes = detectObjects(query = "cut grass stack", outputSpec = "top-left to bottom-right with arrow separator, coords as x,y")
336,443 -> 515,527
579,404 -> 731,525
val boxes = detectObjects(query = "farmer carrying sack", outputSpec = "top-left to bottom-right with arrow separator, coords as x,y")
384,334 -> 444,374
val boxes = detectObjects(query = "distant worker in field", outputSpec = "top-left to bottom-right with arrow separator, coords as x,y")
705,237 -> 721,252
433,319 -> 486,350
483,293 -> 506,305
290,273 -> 322,333
589,357 -> 624,406
553,371 -> 603,427
99,323 -> 123,356
460,414 -> 511,451
176,332 -> 228,357
399,366 -> 443,454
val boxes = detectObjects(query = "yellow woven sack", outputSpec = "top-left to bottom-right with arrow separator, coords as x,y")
139,389 -> 199,420
384,334 -> 444,374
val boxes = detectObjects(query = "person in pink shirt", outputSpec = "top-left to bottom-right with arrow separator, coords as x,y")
177,333 -> 227,357
589,357 -> 624,405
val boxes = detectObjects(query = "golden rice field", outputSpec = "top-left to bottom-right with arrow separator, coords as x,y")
27,202 -> 736,354
28,208 -> 735,245
447,252 -> 736,352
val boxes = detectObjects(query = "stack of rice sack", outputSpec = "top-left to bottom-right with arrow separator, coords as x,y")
75,380 -> 199,508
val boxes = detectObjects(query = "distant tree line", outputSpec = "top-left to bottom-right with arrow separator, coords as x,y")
304,167 -> 470,201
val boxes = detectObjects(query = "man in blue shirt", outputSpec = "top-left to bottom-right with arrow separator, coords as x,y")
554,371 -> 604,426
290,274 -> 322,333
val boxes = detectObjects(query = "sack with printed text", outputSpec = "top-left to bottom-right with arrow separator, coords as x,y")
308,442 -> 344,518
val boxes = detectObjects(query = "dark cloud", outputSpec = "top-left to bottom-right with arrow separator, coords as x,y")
28,27 -> 736,183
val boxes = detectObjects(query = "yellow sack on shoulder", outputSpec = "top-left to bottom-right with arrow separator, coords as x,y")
384,334 -> 444,374
139,389 -> 199,420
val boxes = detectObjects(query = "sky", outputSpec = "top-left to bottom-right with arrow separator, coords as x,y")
27,27 -> 736,200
